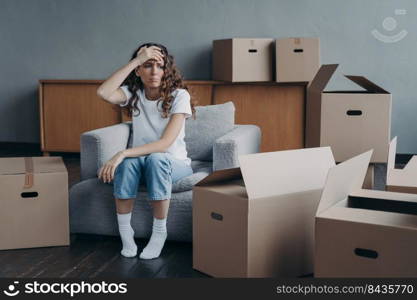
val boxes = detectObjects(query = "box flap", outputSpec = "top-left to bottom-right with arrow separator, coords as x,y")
308,64 -> 338,93
316,150 -> 373,216
0,157 -> 67,175
195,167 -> 242,186
388,169 -> 417,188
238,147 -> 335,200
404,156 -> 417,171
350,189 -> 417,203
387,137 -> 397,172
319,205 -> 417,230
344,75 -> 389,94
387,137 -> 417,189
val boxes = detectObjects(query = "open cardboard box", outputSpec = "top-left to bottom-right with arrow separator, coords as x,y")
315,150 -> 417,277
0,157 -> 69,250
306,64 -> 391,163
193,147 -> 335,277
386,137 -> 417,194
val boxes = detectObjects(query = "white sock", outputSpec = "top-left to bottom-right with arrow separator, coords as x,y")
139,217 -> 168,259
117,212 -> 137,257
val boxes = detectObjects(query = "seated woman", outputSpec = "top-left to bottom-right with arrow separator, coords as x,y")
97,42 -> 195,259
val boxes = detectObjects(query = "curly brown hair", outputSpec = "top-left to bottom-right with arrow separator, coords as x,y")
121,42 -> 196,119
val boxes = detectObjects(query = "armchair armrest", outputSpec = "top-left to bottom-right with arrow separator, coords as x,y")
213,124 -> 261,171
80,122 -> 131,180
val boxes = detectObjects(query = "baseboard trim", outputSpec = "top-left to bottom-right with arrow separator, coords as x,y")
0,142 -> 79,158
0,142 -> 42,156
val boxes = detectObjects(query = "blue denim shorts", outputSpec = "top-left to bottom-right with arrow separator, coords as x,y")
112,152 -> 193,200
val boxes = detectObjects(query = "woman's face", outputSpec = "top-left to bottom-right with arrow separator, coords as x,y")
136,59 -> 165,88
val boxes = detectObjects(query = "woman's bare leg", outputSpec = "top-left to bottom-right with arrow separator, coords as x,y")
149,199 -> 170,219
115,198 -> 135,214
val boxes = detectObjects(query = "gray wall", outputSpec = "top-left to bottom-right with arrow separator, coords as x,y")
1,0 -> 416,153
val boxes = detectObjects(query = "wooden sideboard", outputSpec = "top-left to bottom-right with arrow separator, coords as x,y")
39,80 -> 306,155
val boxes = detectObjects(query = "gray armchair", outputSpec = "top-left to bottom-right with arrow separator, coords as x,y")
69,102 -> 261,242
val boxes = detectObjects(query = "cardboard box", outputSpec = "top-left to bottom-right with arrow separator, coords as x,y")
193,147 -> 335,277
212,38 -> 273,82
386,137 -> 417,193
315,150 -> 417,277
306,64 -> 392,163
275,37 -> 320,83
0,157 -> 69,250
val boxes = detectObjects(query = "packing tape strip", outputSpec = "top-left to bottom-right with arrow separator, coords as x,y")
23,157 -> 34,189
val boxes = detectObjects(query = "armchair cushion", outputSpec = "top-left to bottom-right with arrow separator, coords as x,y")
213,124 -> 261,171
171,160 -> 213,192
184,101 -> 235,161
80,122 -> 130,180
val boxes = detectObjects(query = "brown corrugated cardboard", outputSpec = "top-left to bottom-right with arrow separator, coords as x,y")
315,150 -> 417,277
275,37 -> 320,82
212,38 -> 273,82
386,137 -> 417,193
306,64 -> 392,163
0,157 -> 69,250
193,147 -> 336,277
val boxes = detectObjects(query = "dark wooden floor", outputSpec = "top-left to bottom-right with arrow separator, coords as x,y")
0,144 -> 208,278
0,143 -> 400,278
0,234 -> 207,278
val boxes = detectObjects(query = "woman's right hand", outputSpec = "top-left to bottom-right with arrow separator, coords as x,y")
136,46 -> 164,66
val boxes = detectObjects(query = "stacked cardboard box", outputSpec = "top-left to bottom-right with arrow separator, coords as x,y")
275,37 -> 320,82
212,37 -> 320,83
212,38 -> 274,82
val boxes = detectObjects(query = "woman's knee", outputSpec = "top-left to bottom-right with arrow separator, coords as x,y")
113,158 -> 141,186
113,159 -> 141,199
116,157 -> 140,173
145,153 -> 171,168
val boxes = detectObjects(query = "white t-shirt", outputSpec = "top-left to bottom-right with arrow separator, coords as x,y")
119,86 -> 192,165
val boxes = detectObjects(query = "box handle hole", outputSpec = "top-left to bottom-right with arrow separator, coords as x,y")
294,49 -> 304,53
21,192 -> 39,198
354,248 -> 378,259
248,49 -> 257,53
211,212 -> 223,221
347,110 -> 362,116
